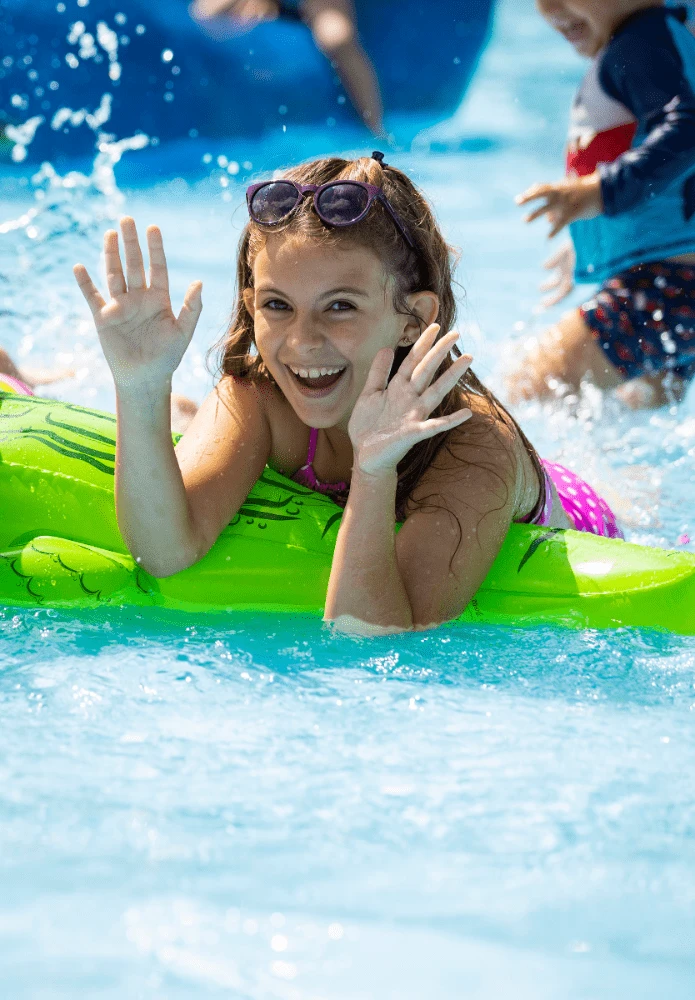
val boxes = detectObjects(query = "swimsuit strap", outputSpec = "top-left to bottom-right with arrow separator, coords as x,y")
292,427 -> 349,501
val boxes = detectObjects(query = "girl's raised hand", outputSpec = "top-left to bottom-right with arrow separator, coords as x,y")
349,324 -> 473,477
73,217 -> 203,394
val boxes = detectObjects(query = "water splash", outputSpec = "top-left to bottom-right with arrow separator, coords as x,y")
4,116 -> 45,164
0,94 -> 148,402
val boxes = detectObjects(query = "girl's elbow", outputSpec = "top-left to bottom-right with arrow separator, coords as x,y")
326,613 -> 413,637
133,544 -> 202,579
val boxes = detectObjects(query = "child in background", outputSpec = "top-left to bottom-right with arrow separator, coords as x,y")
72,154 -> 622,635
191,0 -> 385,136
0,344 -> 197,434
508,1 -> 695,409
0,346 -> 72,396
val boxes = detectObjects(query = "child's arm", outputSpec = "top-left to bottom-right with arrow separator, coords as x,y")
517,11 -> 695,235
303,0 -> 384,136
324,327 -> 519,633
74,217 -> 270,577
594,13 -> 695,217
191,0 -> 384,135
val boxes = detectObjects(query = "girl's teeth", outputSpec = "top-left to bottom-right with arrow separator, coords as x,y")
290,365 -> 344,378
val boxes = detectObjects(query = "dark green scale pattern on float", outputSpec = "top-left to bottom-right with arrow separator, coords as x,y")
1,392 -> 695,632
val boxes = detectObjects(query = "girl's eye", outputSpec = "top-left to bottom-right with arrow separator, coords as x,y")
329,300 -> 356,312
263,299 -> 290,311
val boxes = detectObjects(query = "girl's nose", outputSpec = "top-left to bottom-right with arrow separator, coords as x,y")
286,318 -> 324,351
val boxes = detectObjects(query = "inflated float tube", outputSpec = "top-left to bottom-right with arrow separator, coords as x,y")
1,392 -> 694,632
0,0 -> 494,163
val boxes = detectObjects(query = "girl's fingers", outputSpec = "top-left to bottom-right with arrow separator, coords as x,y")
120,216 -> 146,290
103,228 -> 126,298
73,264 -> 107,316
420,353 -> 473,411
397,322 -> 440,380
414,408 -> 473,442
409,331 -> 460,394
147,225 -> 170,294
177,280 -> 204,339
362,347 -> 394,395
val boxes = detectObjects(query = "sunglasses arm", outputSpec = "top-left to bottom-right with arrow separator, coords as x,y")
377,193 -> 416,250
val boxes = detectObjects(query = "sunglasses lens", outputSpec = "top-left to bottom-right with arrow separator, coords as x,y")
250,182 -> 299,223
316,183 -> 369,225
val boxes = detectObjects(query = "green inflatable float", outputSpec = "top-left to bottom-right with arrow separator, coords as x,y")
1,391 -> 694,633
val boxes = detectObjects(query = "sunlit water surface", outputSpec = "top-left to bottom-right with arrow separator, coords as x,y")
1,1 -> 695,996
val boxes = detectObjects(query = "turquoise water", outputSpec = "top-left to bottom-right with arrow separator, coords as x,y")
2,1 -> 695,995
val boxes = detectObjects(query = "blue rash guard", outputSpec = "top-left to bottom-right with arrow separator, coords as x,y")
568,5 -> 695,283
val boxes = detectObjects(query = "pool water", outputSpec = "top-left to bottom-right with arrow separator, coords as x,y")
2,1 -> 695,996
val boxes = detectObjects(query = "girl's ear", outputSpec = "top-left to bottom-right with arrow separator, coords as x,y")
243,287 -> 256,318
398,290 -> 440,346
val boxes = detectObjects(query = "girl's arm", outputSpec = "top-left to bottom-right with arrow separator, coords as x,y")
74,218 -> 270,577
325,326 -> 517,632
326,428 -> 517,633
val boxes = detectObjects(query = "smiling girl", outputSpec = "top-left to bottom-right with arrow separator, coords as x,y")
73,153 -> 621,632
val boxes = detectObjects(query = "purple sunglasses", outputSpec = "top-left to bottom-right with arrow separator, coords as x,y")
246,178 -> 415,250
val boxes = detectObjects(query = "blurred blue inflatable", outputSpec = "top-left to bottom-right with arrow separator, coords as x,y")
0,0 -> 494,165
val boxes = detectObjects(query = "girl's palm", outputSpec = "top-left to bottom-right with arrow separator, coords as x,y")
74,217 -> 203,391
349,325 -> 473,476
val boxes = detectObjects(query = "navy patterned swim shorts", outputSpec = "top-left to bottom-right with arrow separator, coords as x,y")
580,261 -> 695,382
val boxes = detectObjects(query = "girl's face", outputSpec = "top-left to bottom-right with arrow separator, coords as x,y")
535,0 -> 647,57
244,235 -> 438,430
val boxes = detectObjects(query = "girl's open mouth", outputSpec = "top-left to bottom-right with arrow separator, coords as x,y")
287,364 -> 347,396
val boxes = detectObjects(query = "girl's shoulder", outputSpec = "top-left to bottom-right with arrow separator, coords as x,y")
404,391 -> 533,519
218,373 -> 311,476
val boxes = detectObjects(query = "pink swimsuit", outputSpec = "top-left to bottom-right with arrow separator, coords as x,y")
0,380 -> 623,539
0,373 -> 34,396
526,461 -> 623,539
292,428 -> 623,539
292,428 -> 350,504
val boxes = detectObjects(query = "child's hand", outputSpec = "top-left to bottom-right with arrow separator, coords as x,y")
516,172 -> 603,238
348,324 -> 473,477
538,242 -> 576,309
73,217 -> 202,394
191,0 -> 279,23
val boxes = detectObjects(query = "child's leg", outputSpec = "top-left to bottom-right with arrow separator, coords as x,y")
0,344 -> 75,388
0,347 -> 24,382
508,262 -> 695,408
616,371 -> 688,409
506,307 -> 624,402
170,394 -> 199,435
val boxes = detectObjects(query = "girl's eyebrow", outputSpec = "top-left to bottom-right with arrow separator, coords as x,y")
256,285 -> 370,299
317,286 -> 370,299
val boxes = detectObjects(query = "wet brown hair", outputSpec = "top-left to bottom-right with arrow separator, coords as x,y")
216,155 -> 545,524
